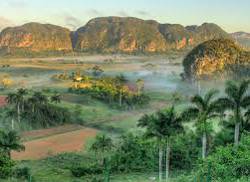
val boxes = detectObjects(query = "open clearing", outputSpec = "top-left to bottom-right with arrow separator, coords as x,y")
12,125 -> 97,160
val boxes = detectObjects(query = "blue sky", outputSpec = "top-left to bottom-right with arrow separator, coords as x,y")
0,0 -> 249,32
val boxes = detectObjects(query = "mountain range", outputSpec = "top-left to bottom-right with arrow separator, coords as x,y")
0,16 -> 246,55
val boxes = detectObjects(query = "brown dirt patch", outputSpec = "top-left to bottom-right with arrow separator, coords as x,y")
21,124 -> 84,141
12,127 -> 97,160
0,96 -> 7,107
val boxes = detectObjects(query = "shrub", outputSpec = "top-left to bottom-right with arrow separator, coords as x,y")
196,134 -> 250,181
14,167 -> 31,179
0,154 -> 15,179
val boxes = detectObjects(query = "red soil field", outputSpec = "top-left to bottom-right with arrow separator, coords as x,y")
0,96 -> 7,107
12,126 -> 97,160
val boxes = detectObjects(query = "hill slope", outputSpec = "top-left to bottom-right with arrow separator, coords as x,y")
0,23 -> 73,54
183,39 -> 250,79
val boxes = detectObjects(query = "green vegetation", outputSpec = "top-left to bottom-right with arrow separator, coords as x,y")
68,70 -> 150,109
5,89 -> 69,129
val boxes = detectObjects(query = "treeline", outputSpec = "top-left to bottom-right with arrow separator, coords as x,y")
67,69 -> 150,109
4,88 -> 69,129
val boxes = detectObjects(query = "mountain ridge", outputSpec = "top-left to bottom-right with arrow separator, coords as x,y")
0,16 -> 233,55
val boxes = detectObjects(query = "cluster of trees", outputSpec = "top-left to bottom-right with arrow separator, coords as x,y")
5,88 -> 69,128
71,80 -> 250,182
71,74 -> 150,108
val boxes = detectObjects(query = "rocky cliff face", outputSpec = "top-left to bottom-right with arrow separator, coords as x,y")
0,23 -> 73,52
183,39 -> 250,80
73,17 -> 230,53
0,17 -> 231,55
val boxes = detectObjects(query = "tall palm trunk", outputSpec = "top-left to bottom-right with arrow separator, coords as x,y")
11,118 -> 14,130
17,103 -> 20,123
202,132 -> 207,159
119,92 -> 122,106
22,99 -> 25,112
234,122 -> 240,147
234,110 -> 240,147
159,145 -> 163,182
166,139 -> 170,182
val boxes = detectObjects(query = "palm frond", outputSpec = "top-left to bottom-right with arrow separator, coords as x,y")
191,95 -> 205,111
225,80 -> 238,101
204,89 -> 219,105
181,107 -> 199,121
239,80 -> 250,100
216,97 -> 235,110
241,95 -> 250,108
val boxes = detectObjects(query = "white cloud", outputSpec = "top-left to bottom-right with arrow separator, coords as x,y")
0,16 -> 15,30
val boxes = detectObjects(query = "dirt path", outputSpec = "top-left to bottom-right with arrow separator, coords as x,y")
12,126 -> 97,160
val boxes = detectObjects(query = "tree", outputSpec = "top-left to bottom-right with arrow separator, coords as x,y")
17,88 -> 28,112
6,109 -> 16,130
90,134 -> 113,182
6,92 -> 22,123
115,74 -> 128,106
33,92 -> 48,105
50,94 -> 61,104
0,154 -> 15,179
217,80 -> 250,147
136,79 -> 144,95
138,107 -> 183,182
182,89 -> 220,159
0,130 -> 25,158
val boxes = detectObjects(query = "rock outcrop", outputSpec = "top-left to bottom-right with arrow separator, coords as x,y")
0,23 -> 73,53
73,17 -> 230,53
183,39 -> 250,80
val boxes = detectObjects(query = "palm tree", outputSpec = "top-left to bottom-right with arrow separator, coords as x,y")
50,94 -> 61,104
217,80 -> 250,147
17,88 -> 28,112
33,92 -> 48,105
182,89 -> 220,159
138,107 -> 183,182
91,134 -> 113,182
0,130 -> 25,158
115,74 -> 128,106
27,96 -> 38,113
136,79 -> 144,95
6,109 -> 16,130
6,92 -> 22,123
91,134 -> 114,161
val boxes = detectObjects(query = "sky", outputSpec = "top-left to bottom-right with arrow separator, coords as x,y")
0,0 -> 249,32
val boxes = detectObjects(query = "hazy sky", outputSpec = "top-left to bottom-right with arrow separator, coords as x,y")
0,0 -> 249,32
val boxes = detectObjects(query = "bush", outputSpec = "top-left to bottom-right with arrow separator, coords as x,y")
0,154 -> 15,179
71,164 -> 102,177
196,134 -> 250,181
14,167 -> 31,179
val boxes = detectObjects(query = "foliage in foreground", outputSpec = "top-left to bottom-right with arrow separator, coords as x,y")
197,134 -> 250,182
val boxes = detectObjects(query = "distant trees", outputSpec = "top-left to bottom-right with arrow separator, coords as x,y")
70,74 -> 149,109
5,89 -> 67,128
